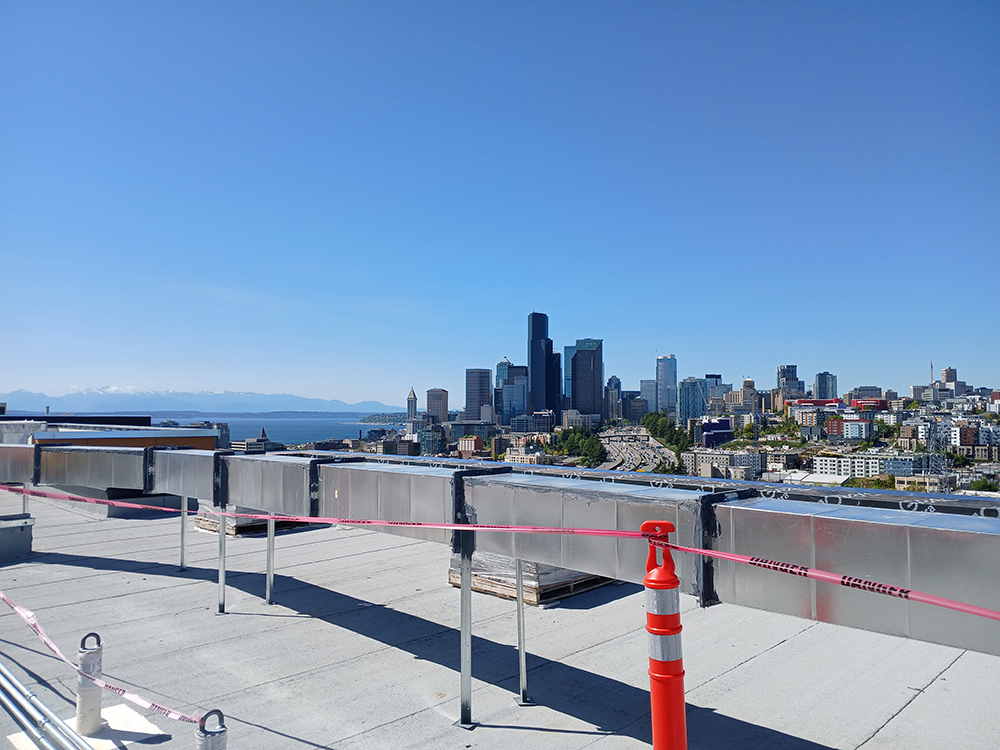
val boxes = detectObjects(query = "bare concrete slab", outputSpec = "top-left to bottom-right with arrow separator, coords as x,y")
1,491 -> 999,749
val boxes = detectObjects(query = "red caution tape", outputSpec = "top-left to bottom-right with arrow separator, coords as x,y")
0,589 -> 200,724
4,483 -> 1000,623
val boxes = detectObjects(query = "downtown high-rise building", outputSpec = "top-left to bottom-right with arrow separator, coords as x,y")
426,388 -> 449,424
465,369 -> 493,421
677,377 -> 709,426
527,312 -> 561,418
563,344 -> 577,405
406,387 -> 417,420
571,338 -> 603,418
640,379 -> 657,412
495,357 -> 528,424
604,375 -> 621,423
777,364 -> 806,394
813,372 -> 838,400
656,355 -> 677,416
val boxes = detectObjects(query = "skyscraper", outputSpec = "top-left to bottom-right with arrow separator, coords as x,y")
426,388 -> 448,424
813,372 -> 838,400
777,365 -> 806,394
571,338 -> 603,418
604,375 -> 621,423
640,379 -> 657,412
495,357 -> 528,424
465,369 -> 492,421
406,387 -> 417,420
527,312 -> 561,417
677,377 -> 709,426
656,355 -> 677,415
563,344 -> 577,405
501,376 -> 529,425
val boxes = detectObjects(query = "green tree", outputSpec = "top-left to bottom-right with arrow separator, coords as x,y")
948,452 -> 974,469
969,479 -> 999,492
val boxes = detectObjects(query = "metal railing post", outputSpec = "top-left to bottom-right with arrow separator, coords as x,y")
218,511 -> 226,614
180,497 -> 189,571
515,558 -> 533,706
265,513 -> 275,605
453,523 -> 476,729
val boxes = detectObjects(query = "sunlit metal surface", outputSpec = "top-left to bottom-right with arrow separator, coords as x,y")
152,449 -> 217,500
715,498 -> 1000,654
0,445 -> 33,484
3,446 -> 999,655
463,473 -> 707,592
38,446 -> 146,490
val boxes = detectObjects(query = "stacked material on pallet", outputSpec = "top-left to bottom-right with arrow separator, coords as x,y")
448,551 -> 611,605
194,504 -> 309,535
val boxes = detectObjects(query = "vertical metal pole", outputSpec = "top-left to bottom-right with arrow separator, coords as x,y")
217,511 -> 226,614
265,514 -> 275,605
22,490 -> 29,515
454,527 -> 476,729
515,558 -> 533,705
179,497 -> 188,571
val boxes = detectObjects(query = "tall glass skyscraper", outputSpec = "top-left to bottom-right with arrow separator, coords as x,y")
656,355 -> 677,415
563,345 -> 577,404
640,379 -> 657,412
571,338 -> 603,417
527,312 -> 561,418
677,377 -> 708,426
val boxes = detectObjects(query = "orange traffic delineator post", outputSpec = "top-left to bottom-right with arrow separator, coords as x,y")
641,520 -> 687,750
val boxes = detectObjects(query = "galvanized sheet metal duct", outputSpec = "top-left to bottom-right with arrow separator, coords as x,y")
714,498 -> 1000,655
463,473 -> 708,594
0,445 -> 34,484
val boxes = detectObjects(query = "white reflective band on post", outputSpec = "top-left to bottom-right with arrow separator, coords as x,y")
645,586 -> 680,616
647,631 -> 683,663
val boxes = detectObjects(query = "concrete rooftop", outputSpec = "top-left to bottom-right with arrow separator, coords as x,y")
2,488 -> 999,749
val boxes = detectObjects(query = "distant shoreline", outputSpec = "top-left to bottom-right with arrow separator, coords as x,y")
4,410 -> 385,420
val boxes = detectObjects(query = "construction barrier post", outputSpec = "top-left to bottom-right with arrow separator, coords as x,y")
75,632 -> 103,736
195,709 -> 227,750
641,520 -> 687,750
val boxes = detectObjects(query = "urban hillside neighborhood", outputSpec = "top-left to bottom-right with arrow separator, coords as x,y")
293,314 -> 1000,496
4,313 -> 996,495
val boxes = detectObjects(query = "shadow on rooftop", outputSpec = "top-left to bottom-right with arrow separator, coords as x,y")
29,550 -> 837,749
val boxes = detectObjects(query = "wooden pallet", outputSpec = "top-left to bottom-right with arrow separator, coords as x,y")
447,568 -> 612,606
193,515 -> 311,537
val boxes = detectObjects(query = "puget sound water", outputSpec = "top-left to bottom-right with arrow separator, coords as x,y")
152,413 -> 405,446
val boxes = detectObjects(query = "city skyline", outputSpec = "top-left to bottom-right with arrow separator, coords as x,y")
2,4 -> 997,403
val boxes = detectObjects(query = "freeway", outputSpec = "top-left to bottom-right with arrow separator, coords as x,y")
599,425 -> 677,473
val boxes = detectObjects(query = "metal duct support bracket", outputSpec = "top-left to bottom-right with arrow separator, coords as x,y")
212,452 -> 233,508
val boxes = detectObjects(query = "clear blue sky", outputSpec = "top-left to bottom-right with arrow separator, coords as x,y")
2,2 -> 997,407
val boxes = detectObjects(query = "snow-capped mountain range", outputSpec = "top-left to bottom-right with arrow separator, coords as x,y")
0,387 -> 402,414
